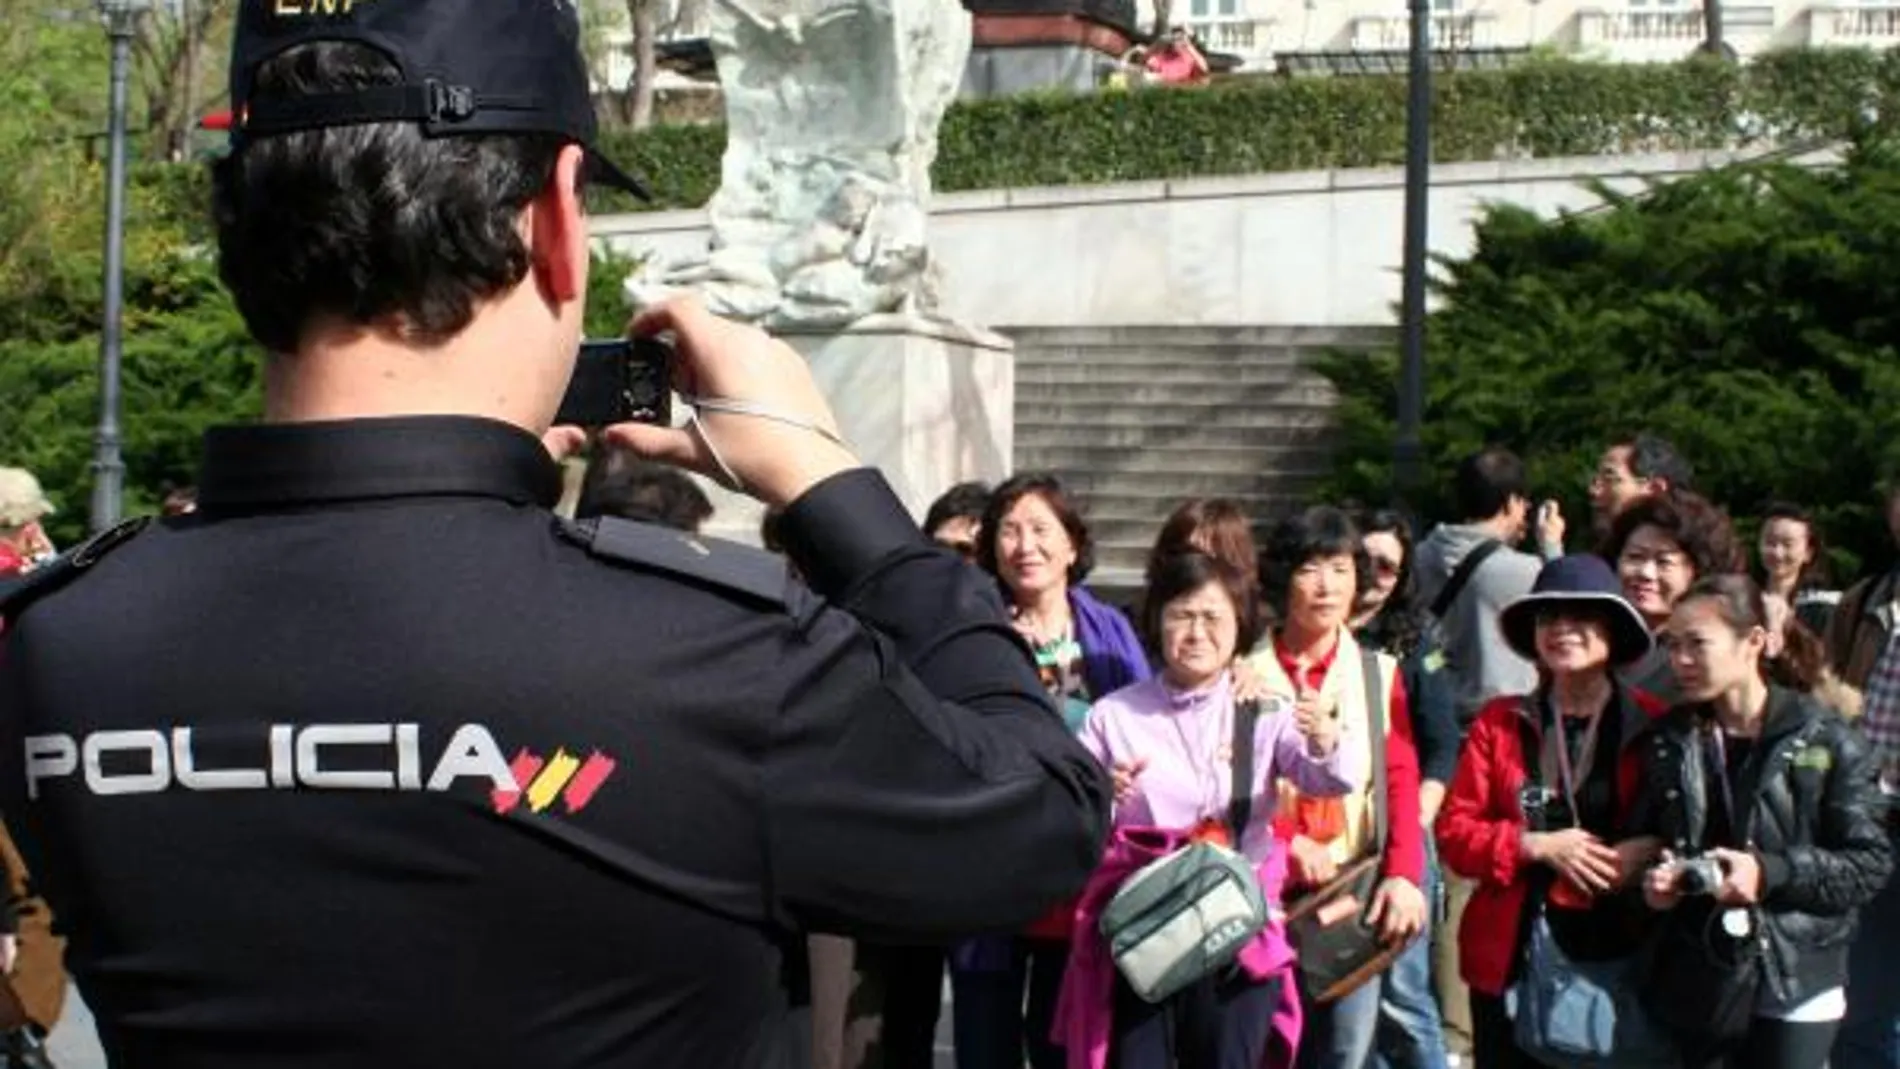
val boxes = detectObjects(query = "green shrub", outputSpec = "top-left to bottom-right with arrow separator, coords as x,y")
1312,135 -> 1900,579
592,48 -> 1900,212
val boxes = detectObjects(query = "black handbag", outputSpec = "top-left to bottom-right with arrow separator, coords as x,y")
1283,648 -> 1410,1003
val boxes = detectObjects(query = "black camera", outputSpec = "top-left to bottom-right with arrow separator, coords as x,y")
1518,785 -> 1562,832
1672,855 -> 1726,896
556,338 -> 673,428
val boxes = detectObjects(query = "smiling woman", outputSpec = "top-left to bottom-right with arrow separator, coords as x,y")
1601,490 -> 1747,704
1435,555 -> 1671,1069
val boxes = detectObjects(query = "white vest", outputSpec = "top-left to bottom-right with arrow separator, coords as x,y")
1247,628 -> 1400,866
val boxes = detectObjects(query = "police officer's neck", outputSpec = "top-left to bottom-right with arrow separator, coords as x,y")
263,307 -> 561,434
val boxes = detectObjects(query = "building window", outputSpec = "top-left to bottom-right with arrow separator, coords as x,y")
1188,0 -> 1243,17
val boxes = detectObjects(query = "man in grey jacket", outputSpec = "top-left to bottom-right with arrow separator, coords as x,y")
1413,446 -> 1559,1055
1415,447 -> 1563,727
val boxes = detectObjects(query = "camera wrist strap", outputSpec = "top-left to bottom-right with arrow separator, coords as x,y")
681,395 -> 853,494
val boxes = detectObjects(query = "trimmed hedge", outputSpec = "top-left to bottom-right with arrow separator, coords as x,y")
590,47 -> 1900,213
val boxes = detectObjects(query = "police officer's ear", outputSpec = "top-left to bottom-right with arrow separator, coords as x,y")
526,144 -> 589,305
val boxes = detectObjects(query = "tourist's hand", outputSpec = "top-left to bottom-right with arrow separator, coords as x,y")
1537,500 -> 1566,554
1611,836 -> 1664,889
1289,834 -> 1338,886
1644,853 -> 1683,912
1110,758 -> 1148,805
1368,877 -> 1427,944
1523,828 -> 1619,894
604,297 -> 860,507
1230,659 -> 1269,704
1297,703 -> 1340,756
1710,847 -> 1764,907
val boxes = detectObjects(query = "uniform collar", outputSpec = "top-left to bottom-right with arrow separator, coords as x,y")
198,416 -> 563,511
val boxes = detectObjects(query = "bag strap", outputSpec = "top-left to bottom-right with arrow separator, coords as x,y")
1362,648 -> 1390,851
1429,538 -> 1504,620
1227,699 -> 1262,840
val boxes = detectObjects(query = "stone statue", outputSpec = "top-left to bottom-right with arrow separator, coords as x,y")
624,0 -> 972,331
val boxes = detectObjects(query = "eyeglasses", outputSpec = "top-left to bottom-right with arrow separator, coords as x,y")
1368,556 -> 1402,578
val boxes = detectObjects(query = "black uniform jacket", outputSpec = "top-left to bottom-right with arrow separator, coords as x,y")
0,416 -> 1111,1069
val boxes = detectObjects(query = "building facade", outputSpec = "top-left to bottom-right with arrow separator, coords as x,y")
1155,0 -> 1900,71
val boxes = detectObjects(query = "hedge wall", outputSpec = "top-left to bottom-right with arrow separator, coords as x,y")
590,47 -> 1900,213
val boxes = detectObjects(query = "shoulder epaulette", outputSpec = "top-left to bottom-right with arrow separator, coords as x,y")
0,516 -> 151,627
560,516 -> 788,608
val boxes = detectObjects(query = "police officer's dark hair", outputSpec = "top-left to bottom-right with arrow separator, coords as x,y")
1614,432 -> 1695,493
212,41 -> 572,353
923,482 -> 991,539
574,451 -> 712,534
1139,551 -> 1263,657
1452,447 -> 1528,522
976,473 -> 1094,589
1259,506 -> 1372,623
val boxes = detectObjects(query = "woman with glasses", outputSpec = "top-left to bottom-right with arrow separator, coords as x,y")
1355,510 -> 1457,1069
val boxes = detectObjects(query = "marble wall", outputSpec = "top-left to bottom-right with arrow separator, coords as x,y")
592,147 -> 1832,330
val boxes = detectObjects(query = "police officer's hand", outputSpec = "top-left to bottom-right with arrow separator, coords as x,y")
603,298 -> 860,508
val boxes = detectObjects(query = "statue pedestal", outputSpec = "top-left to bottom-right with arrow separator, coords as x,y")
697,314 -> 1016,547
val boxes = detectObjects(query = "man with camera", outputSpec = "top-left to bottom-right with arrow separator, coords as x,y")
0,1 -> 1110,1066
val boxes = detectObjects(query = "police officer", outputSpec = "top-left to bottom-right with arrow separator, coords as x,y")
0,0 -> 1110,1065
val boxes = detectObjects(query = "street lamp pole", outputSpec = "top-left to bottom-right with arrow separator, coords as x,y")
1394,0 -> 1433,503
91,0 -> 143,534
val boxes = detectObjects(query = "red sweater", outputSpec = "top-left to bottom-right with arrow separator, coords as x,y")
1434,688 -> 1666,995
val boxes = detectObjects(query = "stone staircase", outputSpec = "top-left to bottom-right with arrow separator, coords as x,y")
1005,325 -> 1393,593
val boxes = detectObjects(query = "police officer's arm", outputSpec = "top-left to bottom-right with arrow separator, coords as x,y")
765,469 -> 1111,941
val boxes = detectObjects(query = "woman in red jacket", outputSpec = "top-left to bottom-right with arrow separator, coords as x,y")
1436,555 -> 1669,1069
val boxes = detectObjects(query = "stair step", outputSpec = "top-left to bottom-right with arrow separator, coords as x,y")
1014,346 -> 1312,368
1001,325 -> 1395,350
1015,362 -> 1318,386
1014,423 -> 1335,450
1015,443 -> 1335,476
1051,469 -> 1330,495
1013,381 -> 1334,407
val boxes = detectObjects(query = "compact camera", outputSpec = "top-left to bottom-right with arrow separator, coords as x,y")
555,337 -> 673,428
1671,855 -> 1727,896
1518,785 -> 1563,832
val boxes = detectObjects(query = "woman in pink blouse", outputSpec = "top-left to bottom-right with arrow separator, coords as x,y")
1076,551 -> 1353,1068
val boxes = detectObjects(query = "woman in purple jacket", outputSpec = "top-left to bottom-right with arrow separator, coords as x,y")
1078,551 -> 1352,1068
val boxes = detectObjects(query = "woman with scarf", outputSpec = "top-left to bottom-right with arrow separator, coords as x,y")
1058,550 -> 1352,1068
1248,507 -> 1429,1069
956,473 -> 1150,1069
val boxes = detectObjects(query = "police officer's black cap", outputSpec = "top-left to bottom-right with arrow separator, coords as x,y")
226,0 -> 649,199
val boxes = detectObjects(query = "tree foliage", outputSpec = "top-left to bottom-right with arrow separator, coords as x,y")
1314,136 -> 1900,580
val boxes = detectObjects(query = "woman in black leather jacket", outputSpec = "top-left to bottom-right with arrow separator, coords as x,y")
1633,574 -> 1892,1069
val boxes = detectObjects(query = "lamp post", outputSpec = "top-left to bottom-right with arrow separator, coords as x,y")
91,0 -> 146,534
1394,0 -> 1432,503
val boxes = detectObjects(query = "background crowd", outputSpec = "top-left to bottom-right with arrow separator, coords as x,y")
2,429 -> 1897,1069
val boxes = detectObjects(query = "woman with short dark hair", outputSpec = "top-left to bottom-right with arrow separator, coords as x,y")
1247,506 -> 1429,1069
957,473 -> 1149,1069
1056,551 -> 1350,1069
